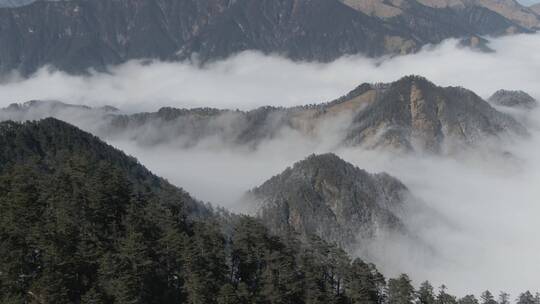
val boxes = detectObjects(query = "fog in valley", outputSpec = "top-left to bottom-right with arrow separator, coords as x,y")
1,33 -> 539,111
2,33 -> 540,296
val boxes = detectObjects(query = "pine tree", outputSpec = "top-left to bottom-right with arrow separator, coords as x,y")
386,274 -> 415,304
80,286 -> 107,304
436,285 -> 457,304
517,292 -> 536,304
345,259 -> 382,304
458,295 -> 479,304
480,291 -> 497,304
417,281 -> 436,304
298,246 -> 331,304
260,238 -> 303,304
182,223 -> 228,304
217,284 -> 240,304
498,292 -> 510,304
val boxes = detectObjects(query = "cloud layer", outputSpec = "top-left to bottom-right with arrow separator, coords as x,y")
1,33 -> 540,296
1,33 -> 539,112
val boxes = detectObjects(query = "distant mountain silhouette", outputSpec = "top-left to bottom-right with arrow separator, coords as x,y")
0,0 -> 535,75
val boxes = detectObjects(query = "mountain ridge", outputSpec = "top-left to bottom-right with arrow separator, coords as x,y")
0,0 -> 534,75
0,76 -> 527,153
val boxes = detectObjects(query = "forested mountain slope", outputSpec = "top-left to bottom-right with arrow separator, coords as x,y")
0,118 -> 387,303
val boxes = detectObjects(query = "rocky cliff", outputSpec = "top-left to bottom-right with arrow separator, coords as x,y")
344,76 -> 527,152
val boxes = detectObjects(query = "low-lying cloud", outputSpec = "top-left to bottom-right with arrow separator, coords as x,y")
1,33 -> 540,297
1,33 -> 539,112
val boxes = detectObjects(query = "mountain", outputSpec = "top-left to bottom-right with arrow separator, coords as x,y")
0,118 -> 390,303
414,0 -> 540,29
99,76 -> 532,152
343,76 -> 527,152
246,153 -> 409,249
488,89 -> 538,109
1,76 -> 526,153
0,117 -> 209,218
0,100 -> 118,120
0,0 -> 534,75
106,76 -> 529,153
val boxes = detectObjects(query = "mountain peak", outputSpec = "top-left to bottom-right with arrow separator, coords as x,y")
488,89 -> 538,109
249,153 -> 408,248
395,74 -> 435,85
346,76 -> 527,152
290,152 -> 360,175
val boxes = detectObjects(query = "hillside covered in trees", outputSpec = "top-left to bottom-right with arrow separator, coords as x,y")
0,118 -> 538,303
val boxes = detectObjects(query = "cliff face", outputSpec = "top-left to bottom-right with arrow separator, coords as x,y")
247,153 -> 409,249
344,76 -> 527,152
0,0 -> 531,75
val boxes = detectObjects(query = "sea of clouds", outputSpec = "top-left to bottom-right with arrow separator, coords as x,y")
1,33 -> 540,297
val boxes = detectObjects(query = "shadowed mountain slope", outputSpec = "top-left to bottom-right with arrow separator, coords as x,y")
0,0 -> 534,75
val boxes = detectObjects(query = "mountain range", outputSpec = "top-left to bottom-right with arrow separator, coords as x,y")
1,76 -> 527,153
0,0 -> 538,75
1,0 -> 539,300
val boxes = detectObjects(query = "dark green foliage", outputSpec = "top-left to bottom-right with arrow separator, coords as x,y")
498,292 -> 510,304
345,259 -> 385,304
437,285 -> 457,304
1,119 -> 536,303
387,274 -> 415,304
459,295 -> 479,304
417,281 -> 436,304
0,119 -> 390,304
481,291 -> 497,304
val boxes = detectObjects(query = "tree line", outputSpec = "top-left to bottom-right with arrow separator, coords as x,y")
386,275 -> 539,304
